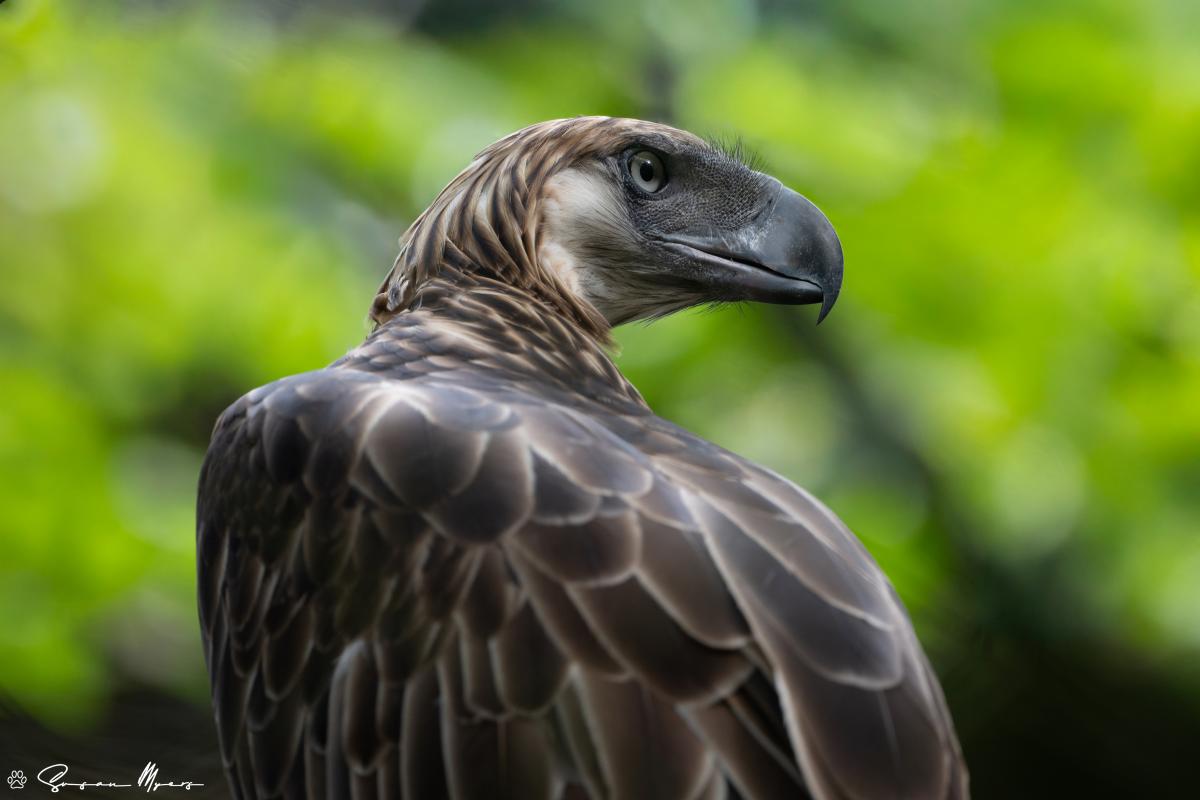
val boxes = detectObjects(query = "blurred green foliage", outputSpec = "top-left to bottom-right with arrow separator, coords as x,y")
2,0 -> 1199,791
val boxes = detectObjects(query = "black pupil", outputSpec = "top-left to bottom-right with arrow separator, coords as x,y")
639,160 -> 655,182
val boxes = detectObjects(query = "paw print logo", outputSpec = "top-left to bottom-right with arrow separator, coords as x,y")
6,770 -> 25,789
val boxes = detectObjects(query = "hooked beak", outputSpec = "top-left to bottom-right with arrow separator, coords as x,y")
659,179 -> 844,322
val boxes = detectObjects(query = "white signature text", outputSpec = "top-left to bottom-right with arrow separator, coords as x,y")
36,762 -> 203,793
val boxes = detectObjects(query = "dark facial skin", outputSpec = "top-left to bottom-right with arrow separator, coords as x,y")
615,137 -> 773,237
594,135 -> 844,322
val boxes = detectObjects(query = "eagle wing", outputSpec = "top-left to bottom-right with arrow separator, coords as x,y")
197,366 -> 966,800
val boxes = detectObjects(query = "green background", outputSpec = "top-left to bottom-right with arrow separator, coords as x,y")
2,0 -> 1199,795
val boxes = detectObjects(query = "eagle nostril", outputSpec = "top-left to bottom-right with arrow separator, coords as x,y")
752,196 -> 775,224
752,181 -> 784,223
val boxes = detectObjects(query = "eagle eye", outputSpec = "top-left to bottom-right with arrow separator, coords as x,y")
628,150 -> 666,193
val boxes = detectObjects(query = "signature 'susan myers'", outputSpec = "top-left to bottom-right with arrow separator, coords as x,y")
36,761 -> 203,793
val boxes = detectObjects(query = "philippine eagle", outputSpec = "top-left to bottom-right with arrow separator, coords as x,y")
197,117 -> 967,800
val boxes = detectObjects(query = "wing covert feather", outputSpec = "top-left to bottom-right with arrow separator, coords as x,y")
198,366 -> 965,799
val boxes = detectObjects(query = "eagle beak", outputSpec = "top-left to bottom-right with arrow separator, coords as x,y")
660,180 -> 844,323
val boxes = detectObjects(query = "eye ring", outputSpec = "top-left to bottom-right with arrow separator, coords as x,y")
628,150 -> 666,193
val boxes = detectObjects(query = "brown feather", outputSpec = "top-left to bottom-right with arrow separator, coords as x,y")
198,117 -> 968,800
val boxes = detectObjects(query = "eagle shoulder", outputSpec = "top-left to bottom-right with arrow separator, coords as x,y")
197,362 -> 964,799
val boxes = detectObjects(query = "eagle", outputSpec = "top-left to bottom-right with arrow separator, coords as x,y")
197,116 -> 968,800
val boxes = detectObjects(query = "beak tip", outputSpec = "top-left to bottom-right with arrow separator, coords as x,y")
815,292 -> 837,324
815,235 -> 843,325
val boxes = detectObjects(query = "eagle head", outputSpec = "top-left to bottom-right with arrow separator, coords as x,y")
372,117 -> 843,335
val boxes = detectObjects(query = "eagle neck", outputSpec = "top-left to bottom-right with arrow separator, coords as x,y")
369,118 -> 631,345
360,277 -> 647,411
